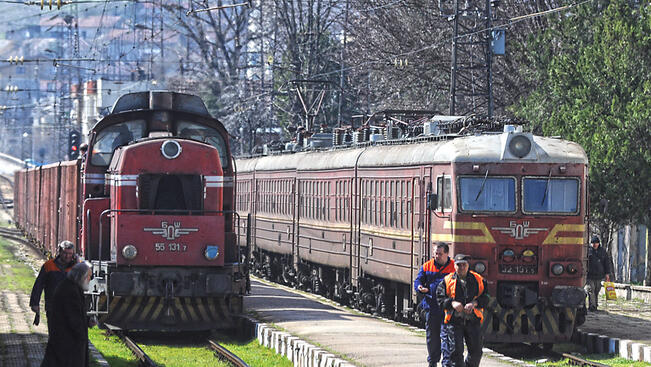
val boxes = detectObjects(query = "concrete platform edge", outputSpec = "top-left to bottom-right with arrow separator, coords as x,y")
574,328 -> 651,362
89,340 -> 111,367
243,315 -> 357,367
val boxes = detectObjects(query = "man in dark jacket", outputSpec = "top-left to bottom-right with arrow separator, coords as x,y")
436,254 -> 489,367
414,242 -> 455,367
30,240 -> 78,333
41,261 -> 92,367
585,236 -> 612,311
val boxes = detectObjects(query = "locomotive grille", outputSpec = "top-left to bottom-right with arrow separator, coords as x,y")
138,174 -> 203,213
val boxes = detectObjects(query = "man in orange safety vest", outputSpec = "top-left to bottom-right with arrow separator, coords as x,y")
435,254 -> 489,367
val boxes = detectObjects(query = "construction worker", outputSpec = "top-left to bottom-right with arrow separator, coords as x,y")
414,242 -> 455,367
436,254 -> 489,367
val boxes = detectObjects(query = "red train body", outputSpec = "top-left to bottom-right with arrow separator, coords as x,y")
236,120 -> 588,344
14,91 -> 247,331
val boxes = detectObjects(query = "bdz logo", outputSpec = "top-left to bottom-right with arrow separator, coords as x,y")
491,221 -> 548,240
144,221 -> 198,240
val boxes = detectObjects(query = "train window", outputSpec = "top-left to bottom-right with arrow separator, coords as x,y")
437,176 -> 452,210
176,121 -> 229,169
459,177 -> 515,212
91,120 -> 146,166
523,177 -> 579,214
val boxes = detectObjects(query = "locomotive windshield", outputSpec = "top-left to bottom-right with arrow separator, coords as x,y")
177,121 -> 229,168
91,120 -> 146,166
523,177 -> 579,214
459,177 -> 515,212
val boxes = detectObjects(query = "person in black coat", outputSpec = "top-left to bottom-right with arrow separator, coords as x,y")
585,236 -> 612,311
40,262 -> 93,367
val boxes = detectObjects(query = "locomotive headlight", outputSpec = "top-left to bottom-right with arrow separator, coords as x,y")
502,249 -> 515,262
474,262 -> 486,274
161,140 -> 182,159
508,135 -> 532,158
522,249 -> 535,263
551,263 -> 564,275
122,245 -> 138,260
204,245 -> 220,260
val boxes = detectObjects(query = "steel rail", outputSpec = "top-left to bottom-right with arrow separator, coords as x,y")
208,339 -> 250,367
0,231 -> 32,247
556,351 -> 611,367
0,227 -> 21,235
114,331 -> 158,367
527,344 -> 612,367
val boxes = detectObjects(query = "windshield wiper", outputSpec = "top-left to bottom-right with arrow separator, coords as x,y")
541,169 -> 552,205
475,169 -> 489,201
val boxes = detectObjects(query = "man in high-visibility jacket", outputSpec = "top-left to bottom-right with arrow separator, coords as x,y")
414,242 -> 455,367
30,240 -> 78,333
435,254 -> 489,367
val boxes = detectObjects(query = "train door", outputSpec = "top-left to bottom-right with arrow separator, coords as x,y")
409,173 -> 419,307
351,175 -> 362,289
292,177 -> 300,270
349,176 -> 358,287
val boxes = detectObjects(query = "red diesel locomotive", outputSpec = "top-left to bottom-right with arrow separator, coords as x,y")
235,115 -> 588,344
14,91 -> 247,331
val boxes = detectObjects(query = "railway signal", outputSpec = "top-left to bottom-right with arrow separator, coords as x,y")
68,129 -> 80,159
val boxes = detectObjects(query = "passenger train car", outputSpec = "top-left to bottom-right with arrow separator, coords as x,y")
235,117 -> 588,344
14,91 -> 247,331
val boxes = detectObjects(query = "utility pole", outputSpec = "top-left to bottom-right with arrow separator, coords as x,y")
337,0 -> 350,128
448,0 -> 496,116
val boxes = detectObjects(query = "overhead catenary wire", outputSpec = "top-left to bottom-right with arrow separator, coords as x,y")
306,0 -> 595,80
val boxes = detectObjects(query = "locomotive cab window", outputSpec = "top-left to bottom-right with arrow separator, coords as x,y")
91,120 -> 146,166
459,176 -> 516,212
523,177 -> 579,214
177,121 -> 229,168
436,176 -> 452,211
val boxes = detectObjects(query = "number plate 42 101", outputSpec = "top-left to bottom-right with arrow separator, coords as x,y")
154,243 -> 188,252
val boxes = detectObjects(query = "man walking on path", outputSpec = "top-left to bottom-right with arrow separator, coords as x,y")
41,261 -> 93,367
436,254 -> 489,367
585,236 -> 612,311
30,240 -> 78,332
414,242 -> 455,367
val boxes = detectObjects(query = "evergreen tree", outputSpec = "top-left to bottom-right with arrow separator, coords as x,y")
517,0 -> 650,241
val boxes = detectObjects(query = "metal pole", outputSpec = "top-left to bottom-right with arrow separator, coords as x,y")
449,0 -> 459,115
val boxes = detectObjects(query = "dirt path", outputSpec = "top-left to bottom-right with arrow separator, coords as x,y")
579,296 -> 651,344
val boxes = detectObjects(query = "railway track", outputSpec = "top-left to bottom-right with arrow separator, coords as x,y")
208,339 -> 251,367
116,331 -> 158,367
491,342 -> 612,367
0,228 -> 31,247
109,328 -> 251,367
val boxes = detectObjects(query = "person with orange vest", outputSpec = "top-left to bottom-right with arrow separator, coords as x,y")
30,240 -> 78,334
414,242 -> 455,367
435,254 -> 489,367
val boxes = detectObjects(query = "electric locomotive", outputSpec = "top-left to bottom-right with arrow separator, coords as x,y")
15,91 -> 247,331
235,115 -> 588,345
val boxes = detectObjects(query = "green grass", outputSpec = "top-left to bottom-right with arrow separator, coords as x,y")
208,332 -> 293,367
0,238 -> 38,293
520,344 -> 651,367
88,328 -> 138,367
535,354 -> 651,367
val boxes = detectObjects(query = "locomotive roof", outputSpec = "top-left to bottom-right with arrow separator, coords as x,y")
111,91 -> 212,117
236,133 -> 588,173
